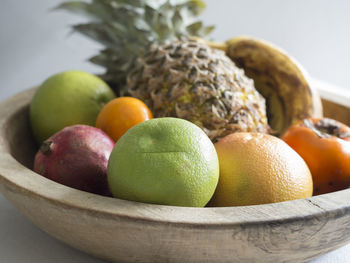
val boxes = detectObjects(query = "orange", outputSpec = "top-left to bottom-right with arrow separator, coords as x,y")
209,132 -> 313,207
96,97 -> 153,142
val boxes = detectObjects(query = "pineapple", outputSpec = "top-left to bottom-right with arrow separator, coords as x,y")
58,0 -> 269,141
57,0 -> 214,91
127,39 -> 269,141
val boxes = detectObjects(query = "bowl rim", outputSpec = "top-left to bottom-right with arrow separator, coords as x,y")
0,87 -> 350,229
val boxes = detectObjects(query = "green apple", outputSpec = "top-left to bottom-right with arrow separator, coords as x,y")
30,71 -> 116,144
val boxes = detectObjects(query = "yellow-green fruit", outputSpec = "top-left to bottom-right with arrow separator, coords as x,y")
224,36 -> 323,136
107,117 -> 219,207
30,71 -> 116,144
210,132 -> 313,207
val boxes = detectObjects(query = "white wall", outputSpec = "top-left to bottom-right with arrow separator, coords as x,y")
1,0 -> 350,101
202,0 -> 350,93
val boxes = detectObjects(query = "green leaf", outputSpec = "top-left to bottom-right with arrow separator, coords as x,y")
199,25 -> 215,37
144,5 -> 158,28
73,23 -> 122,48
54,1 -> 89,13
56,1 -> 112,21
57,0 -> 215,91
186,21 -> 203,35
187,0 -> 206,15
171,9 -> 184,33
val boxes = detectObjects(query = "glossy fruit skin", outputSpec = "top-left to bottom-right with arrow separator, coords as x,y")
30,71 -> 116,144
34,125 -> 114,196
107,118 -> 219,207
210,132 -> 313,207
282,118 -> 350,195
96,97 -> 153,142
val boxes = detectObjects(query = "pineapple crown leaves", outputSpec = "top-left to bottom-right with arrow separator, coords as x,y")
55,0 -> 214,90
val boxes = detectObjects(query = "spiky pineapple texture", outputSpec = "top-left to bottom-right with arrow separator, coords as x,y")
57,0 -> 214,92
126,39 -> 270,142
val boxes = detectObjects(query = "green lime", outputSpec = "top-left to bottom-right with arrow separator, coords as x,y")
30,71 -> 115,144
107,117 -> 219,207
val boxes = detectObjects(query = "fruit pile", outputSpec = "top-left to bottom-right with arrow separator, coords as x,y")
29,0 -> 350,207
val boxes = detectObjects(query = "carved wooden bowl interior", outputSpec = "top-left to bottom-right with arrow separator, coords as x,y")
0,87 -> 349,263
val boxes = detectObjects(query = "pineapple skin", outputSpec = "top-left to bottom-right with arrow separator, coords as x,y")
126,39 -> 269,142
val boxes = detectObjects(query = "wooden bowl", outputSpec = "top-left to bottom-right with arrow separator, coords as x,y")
0,85 -> 349,263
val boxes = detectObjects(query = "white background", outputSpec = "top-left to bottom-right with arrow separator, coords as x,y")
0,0 -> 350,262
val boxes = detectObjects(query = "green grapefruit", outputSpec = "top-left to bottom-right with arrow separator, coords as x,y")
107,117 -> 219,207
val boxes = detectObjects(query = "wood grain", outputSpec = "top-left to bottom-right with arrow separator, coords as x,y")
0,87 -> 349,263
322,99 -> 350,126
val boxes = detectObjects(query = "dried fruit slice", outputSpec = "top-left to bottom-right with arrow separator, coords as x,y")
224,36 -> 323,136
201,36 -> 323,136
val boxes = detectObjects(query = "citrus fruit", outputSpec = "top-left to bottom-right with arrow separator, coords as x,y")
210,132 -> 313,207
30,71 -> 116,144
107,117 -> 219,207
96,97 -> 153,142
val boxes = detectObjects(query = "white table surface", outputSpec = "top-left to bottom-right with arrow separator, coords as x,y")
1,0 -> 350,262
